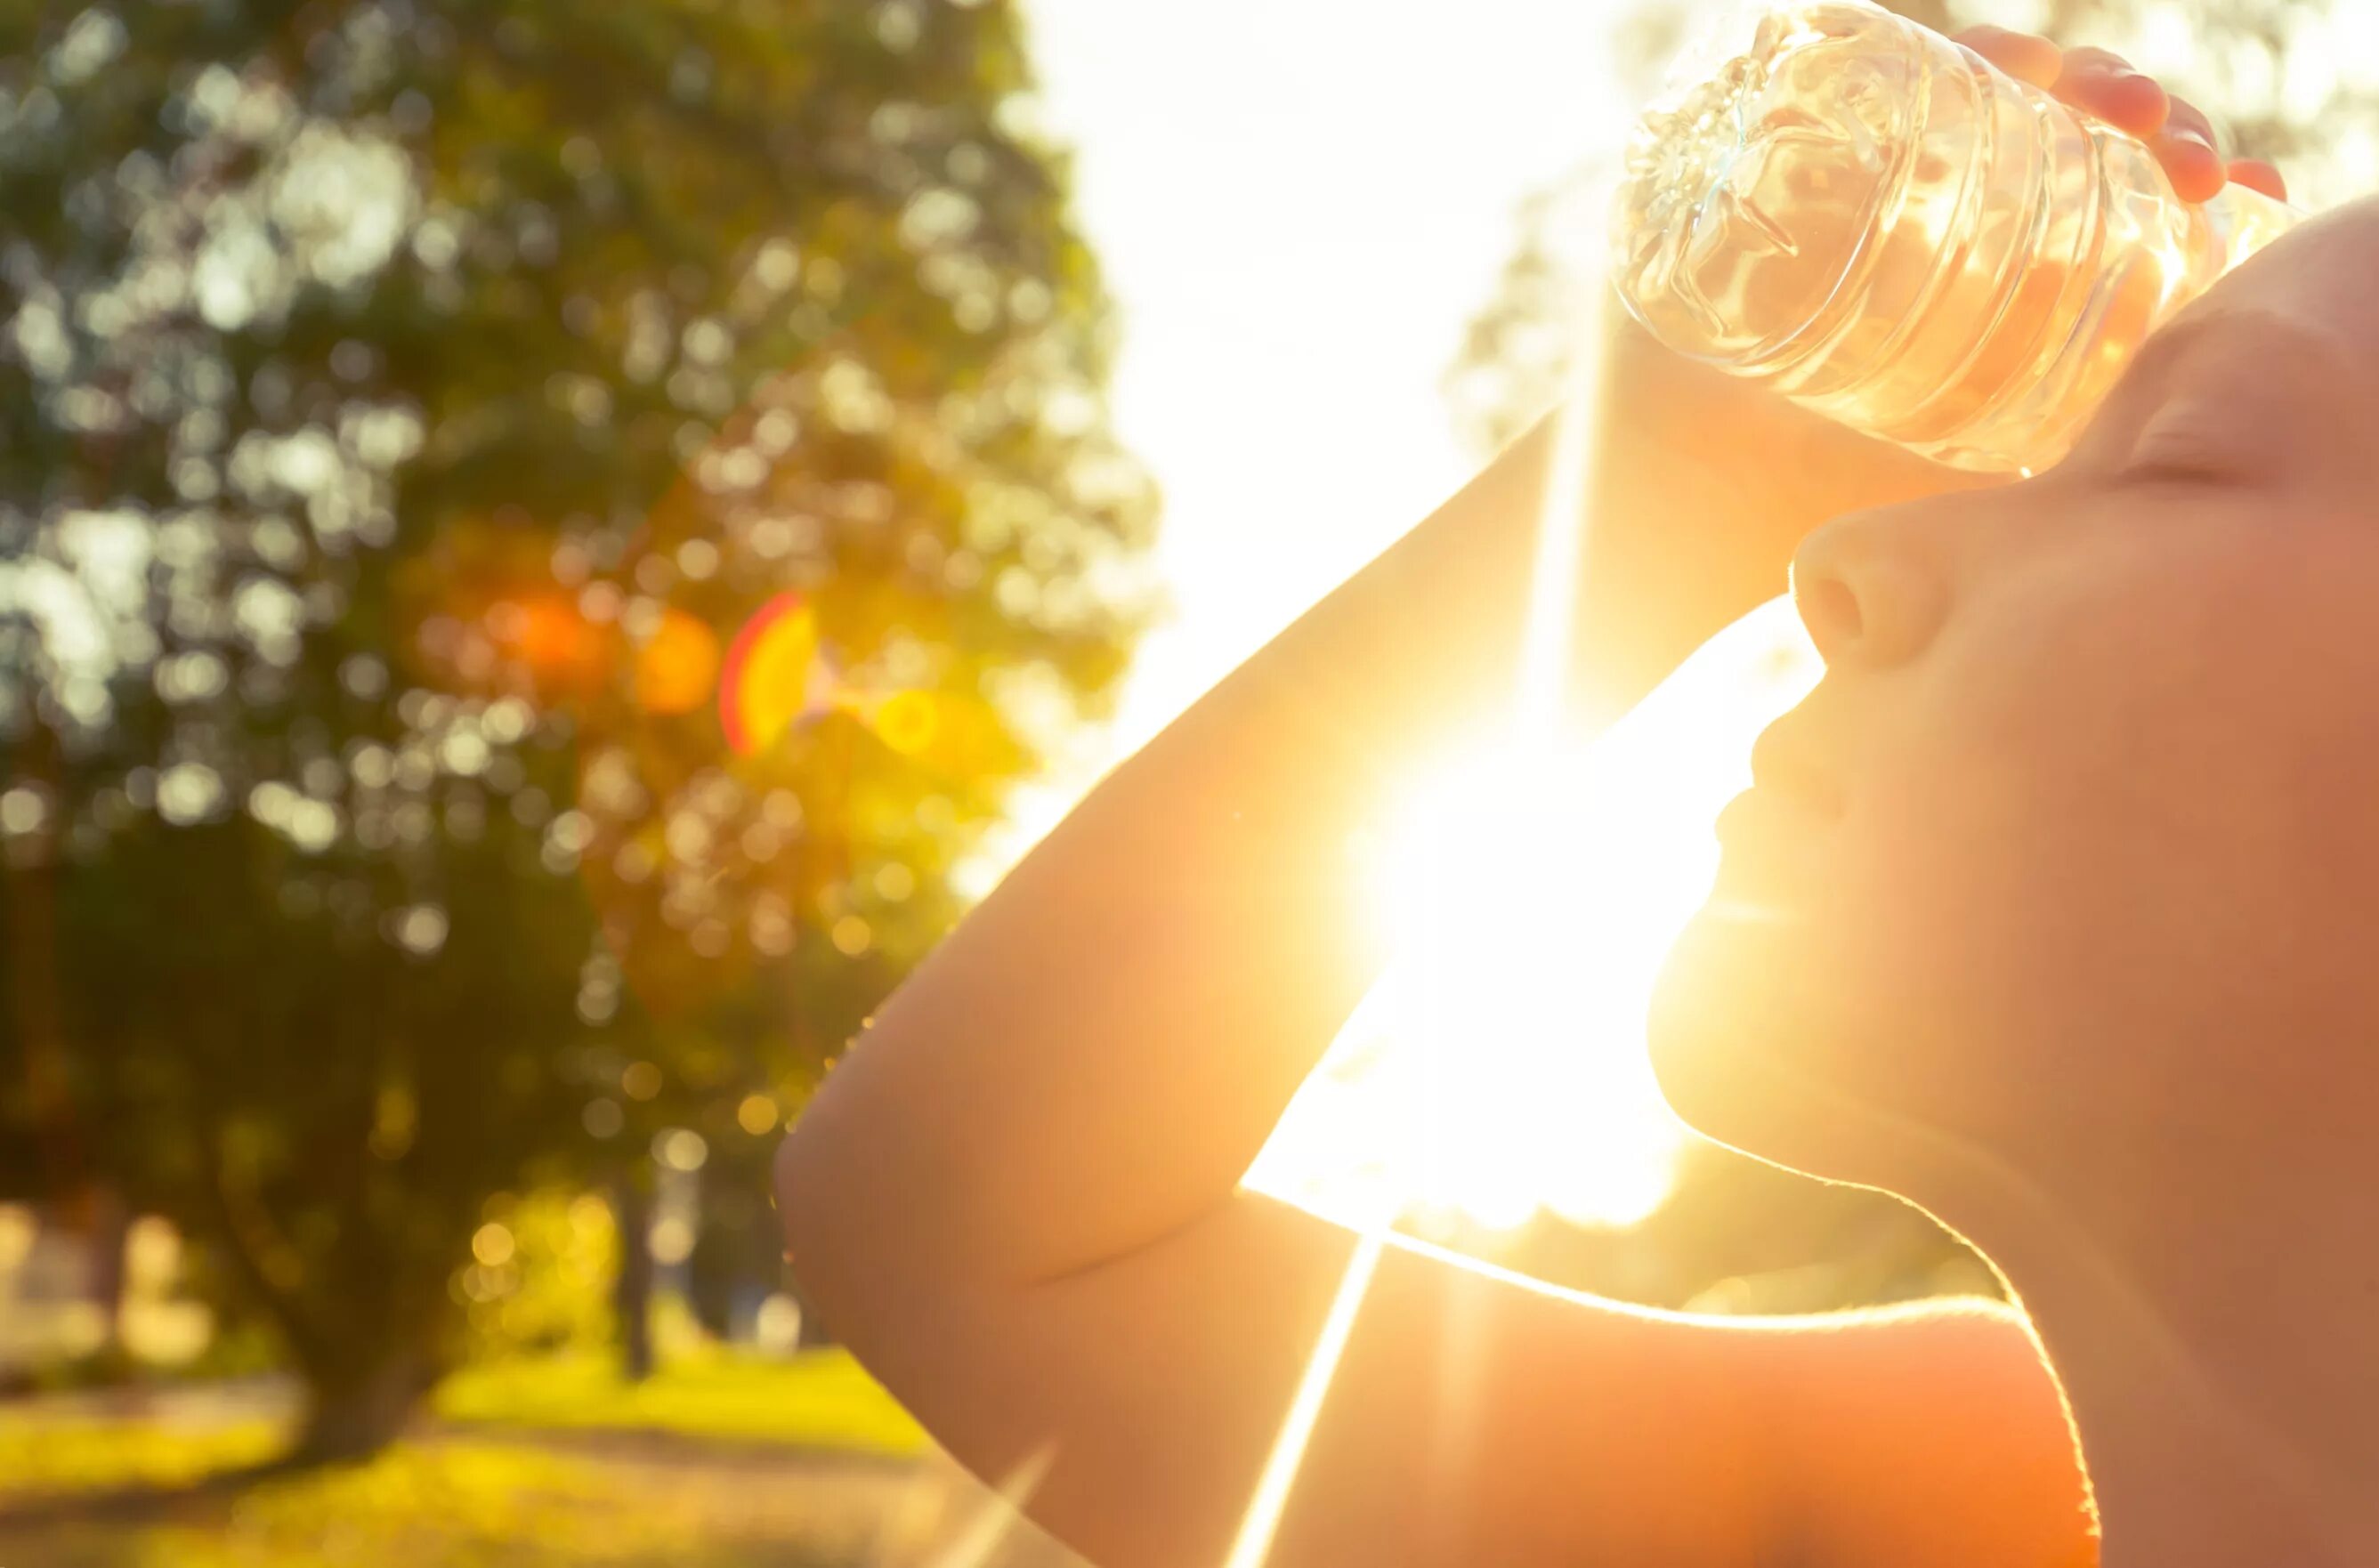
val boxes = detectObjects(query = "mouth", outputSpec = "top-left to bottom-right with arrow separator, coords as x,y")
1713,781 -> 1825,850
1746,712 -> 1847,819
1710,715 -> 1844,905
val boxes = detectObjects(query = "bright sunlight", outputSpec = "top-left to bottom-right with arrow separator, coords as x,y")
1244,595 -> 1823,1233
1225,225 -> 1820,1568
1222,166 -> 1829,1244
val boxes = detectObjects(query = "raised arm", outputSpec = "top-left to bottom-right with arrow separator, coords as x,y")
770,293 -> 2093,1565
774,27 -> 2290,1559
776,303 -> 1978,1283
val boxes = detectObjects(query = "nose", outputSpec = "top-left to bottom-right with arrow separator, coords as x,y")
1790,505 -> 1952,671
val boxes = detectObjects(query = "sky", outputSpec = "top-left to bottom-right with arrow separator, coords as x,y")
1013,0 -> 1640,767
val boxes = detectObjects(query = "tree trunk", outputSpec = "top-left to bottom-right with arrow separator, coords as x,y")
288,1341 -> 437,1465
610,1170 -> 654,1383
84,1185 -> 129,1358
6,725 -> 82,1200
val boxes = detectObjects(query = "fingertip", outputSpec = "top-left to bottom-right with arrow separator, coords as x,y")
2064,67 -> 2170,136
1957,25 -> 2062,89
2227,158 -> 2289,202
2156,132 -> 2227,203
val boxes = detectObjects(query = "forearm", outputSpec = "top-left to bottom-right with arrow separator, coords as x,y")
776,315 -> 1971,1297
779,424 -> 1547,1296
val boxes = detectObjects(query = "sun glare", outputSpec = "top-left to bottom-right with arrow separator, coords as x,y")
1234,166 -> 1827,1238
1245,595 -> 1822,1234
1217,163 -> 1832,1566
1225,230 -> 1822,1566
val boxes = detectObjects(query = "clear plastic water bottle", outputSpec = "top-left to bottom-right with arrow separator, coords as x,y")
1610,0 -> 2301,474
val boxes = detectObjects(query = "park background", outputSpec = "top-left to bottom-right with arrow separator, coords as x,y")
0,0 -> 2371,1563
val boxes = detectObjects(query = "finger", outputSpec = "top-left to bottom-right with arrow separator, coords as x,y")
2150,96 -> 2225,203
2159,94 -> 2224,157
2227,157 -> 2288,202
1953,24 -> 2062,89
2053,46 -> 2170,138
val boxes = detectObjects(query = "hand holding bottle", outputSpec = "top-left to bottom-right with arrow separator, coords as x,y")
1950,24 -> 2285,206
1579,13 -> 2291,715
1612,1 -> 2300,474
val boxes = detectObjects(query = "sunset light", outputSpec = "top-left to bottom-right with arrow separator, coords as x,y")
1245,594 -> 1822,1233
15,0 -> 2352,1562
1225,251 -> 1820,1567
1228,177 -> 1825,1237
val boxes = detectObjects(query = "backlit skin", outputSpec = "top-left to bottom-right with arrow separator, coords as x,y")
776,28 -> 2326,1568
1658,148 -> 2379,1568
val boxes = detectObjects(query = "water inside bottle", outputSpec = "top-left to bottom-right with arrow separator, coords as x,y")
1613,0 -> 2298,473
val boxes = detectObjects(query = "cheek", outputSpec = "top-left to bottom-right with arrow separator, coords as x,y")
1652,506 -> 2379,1173
1849,516 -> 2379,1086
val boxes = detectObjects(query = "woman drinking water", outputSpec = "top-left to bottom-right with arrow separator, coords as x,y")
774,22 -> 2367,1565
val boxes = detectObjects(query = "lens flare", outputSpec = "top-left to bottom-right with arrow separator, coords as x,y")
918,1445 -> 1056,1568
717,592 -> 834,755
1220,1228 -> 1388,1568
872,688 -> 941,756
1225,192 -> 1622,1568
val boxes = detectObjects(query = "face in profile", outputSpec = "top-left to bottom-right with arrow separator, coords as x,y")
1649,196 -> 2379,1215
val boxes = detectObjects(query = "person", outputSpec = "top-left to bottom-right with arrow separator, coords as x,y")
774,23 -> 2356,1566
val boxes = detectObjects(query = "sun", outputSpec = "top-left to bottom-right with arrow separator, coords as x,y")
1243,596 -> 1823,1233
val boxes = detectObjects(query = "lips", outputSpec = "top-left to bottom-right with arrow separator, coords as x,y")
1711,715 -> 1844,902
1714,781 -> 1821,848
1747,715 -> 1847,820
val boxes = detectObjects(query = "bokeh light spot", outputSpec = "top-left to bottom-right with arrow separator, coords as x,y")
634,607 -> 721,716
873,689 -> 939,756
470,1222 -> 516,1268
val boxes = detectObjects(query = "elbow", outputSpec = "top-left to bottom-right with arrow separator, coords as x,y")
772,1035 -> 989,1335
772,1088 -> 951,1356
775,1132 -> 842,1284
772,1116 -> 857,1312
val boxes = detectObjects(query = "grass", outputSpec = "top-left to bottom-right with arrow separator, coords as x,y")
0,1435 -> 880,1568
434,1346 -> 928,1456
0,1410 -> 285,1499
0,1351 -> 979,1568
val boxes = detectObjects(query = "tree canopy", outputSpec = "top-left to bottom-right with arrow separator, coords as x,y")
0,0 -> 1153,1456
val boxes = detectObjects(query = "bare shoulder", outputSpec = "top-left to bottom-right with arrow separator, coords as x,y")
821,1186 -> 2087,1568
1299,1250 -> 2086,1568
1745,1297 -> 2096,1564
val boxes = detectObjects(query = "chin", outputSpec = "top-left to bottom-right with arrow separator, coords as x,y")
1648,897 -> 1866,1183
1653,891 -> 2000,1206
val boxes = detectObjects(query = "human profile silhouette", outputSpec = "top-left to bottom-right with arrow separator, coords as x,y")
777,23 -> 2368,1565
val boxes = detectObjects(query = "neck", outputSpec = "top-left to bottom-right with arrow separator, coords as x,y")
1960,1132 -> 2379,1567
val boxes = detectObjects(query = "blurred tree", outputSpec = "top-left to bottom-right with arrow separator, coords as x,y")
0,0 -> 1152,1459
1446,0 -> 2377,1315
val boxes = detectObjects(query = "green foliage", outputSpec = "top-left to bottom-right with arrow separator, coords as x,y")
0,0 -> 1152,1454
450,1188 -> 619,1363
